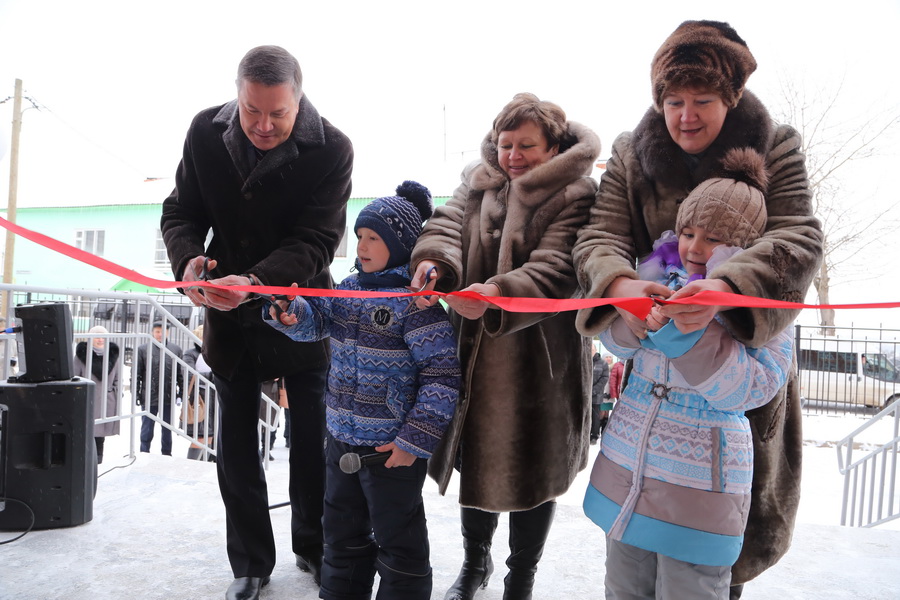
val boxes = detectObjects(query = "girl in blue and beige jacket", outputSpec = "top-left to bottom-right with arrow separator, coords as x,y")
584,150 -> 796,597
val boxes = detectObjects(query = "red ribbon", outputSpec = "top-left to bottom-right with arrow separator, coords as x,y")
2,215 -> 898,320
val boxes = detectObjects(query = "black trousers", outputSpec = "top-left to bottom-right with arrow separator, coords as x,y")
214,361 -> 327,578
590,403 -> 603,440
320,434 -> 431,600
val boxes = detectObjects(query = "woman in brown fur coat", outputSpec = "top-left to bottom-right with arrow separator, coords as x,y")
573,21 -> 823,598
410,93 -> 600,600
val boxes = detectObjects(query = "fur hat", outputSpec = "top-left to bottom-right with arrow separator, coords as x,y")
651,20 -> 756,111
676,148 -> 768,249
355,180 -> 433,269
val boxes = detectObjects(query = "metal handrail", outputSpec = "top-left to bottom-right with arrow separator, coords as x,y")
0,284 -> 281,465
836,401 -> 900,527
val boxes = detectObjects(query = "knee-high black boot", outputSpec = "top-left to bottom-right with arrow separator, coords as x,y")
503,501 -> 556,600
445,507 -> 500,600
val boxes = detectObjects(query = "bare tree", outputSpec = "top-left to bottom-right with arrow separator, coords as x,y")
770,75 -> 900,333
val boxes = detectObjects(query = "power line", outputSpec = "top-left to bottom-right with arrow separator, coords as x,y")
3,85 -> 158,180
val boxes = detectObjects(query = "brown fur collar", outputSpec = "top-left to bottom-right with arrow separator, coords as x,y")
632,90 -> 773,190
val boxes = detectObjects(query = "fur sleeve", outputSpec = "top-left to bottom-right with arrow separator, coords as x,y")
410,164 -> 474,292
710,124 -> 824,347
574,133 -> 642,336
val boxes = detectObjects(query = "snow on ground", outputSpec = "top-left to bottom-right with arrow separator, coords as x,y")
1,412 -> 898,599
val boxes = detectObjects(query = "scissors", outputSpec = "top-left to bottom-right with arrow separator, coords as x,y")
193,257 -> 212,297
401,266 -> 437,317
198,257 -> 212,281
266,292 -> 298,326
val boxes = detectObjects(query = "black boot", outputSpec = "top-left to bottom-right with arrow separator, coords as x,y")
445,507 -> 500,600
95,437 -> 105,465
503,501 -> 556,600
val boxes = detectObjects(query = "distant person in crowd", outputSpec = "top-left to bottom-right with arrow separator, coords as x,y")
590,342 -> 610,445
608,354 -> 624,403
74,325 -> 121,464
573,20 -> 823,598
584,149 -> 795,599
266,181 -> 460,600
182,324 -> 216,461
597,353 -> 617,434
134,322 -> 183,456
160,44 -> 353,600
409,93 -> 600,600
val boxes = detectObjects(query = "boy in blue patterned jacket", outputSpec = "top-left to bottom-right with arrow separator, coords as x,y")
265,181 -> 461,600
583,150 -> 795,599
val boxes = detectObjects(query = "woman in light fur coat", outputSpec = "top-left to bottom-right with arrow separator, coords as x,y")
410,93 -> 600,600
573,21 -> 823,597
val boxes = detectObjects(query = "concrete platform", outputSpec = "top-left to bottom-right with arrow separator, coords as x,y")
2,438 -> 899,600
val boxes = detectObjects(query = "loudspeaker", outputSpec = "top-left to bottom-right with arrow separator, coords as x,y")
0,403 -> 8,511
10,302 -> 74,384
0,379 -> 95,530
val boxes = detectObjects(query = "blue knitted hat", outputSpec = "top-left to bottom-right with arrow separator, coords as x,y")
355,181 -> 433,269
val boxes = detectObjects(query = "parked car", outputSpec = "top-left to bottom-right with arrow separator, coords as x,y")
797,336 -> 900,409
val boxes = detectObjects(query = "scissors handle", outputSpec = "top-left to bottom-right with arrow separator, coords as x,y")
199,257 -> 211,281
416,266 -> 437,293
265,294 -> 295,325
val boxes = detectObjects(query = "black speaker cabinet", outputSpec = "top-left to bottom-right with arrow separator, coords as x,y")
0,378 -> 95,530
10,302 -> 75,384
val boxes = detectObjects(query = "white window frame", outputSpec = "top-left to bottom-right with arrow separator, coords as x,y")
154,229 -> 169,267
75,229 -> 105,256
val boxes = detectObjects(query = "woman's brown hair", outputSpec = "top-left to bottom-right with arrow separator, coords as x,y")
491,93 -> 570,150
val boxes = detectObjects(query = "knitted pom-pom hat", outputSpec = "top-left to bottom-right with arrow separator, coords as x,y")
651,20 -> 756,111
676,148 -> 769,249
355,180 -> 433,269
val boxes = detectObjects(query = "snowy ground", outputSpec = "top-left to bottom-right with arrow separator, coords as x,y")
1,413 -> 898,599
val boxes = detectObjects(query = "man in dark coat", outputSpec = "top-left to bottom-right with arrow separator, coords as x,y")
134,322 -> 182,456
160,45 -> 353,600
590,344 -> 610,444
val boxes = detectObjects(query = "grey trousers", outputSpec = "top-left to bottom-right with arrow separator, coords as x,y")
605,537 -> 731,600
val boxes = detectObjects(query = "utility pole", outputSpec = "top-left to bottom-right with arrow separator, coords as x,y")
2,79 -> 23,321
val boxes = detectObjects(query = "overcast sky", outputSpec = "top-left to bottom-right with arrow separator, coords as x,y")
1,0 -> 899,325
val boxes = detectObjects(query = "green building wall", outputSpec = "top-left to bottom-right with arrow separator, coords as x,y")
2,196 -> 449,291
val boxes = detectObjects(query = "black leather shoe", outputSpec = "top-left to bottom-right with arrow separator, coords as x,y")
225,576 -> 270,600
295,552 -> 323,585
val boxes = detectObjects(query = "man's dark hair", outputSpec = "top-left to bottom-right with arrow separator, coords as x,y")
236,45 -> 303,100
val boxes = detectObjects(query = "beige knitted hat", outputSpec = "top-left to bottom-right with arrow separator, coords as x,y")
676,148 -> 768,249
651,20 -> 757,111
